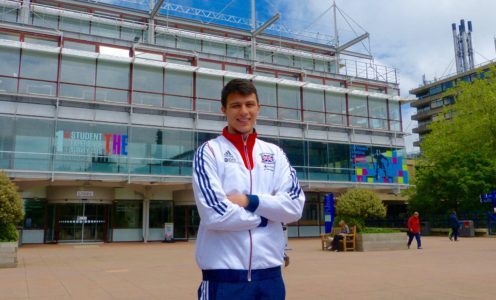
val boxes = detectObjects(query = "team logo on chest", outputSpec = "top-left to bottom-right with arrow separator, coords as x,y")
224,150 -> 237,163
260,152 -> 275,171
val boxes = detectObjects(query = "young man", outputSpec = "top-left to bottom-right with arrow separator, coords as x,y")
407,211 -> 422,249
193,79 -> 305,300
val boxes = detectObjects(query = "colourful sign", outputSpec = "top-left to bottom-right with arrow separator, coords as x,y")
351,145 -> 408,184
55,130 -> 128,156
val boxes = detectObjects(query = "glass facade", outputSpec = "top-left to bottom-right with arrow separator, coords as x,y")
0,38 -> 402,131
0,115 -> 407,183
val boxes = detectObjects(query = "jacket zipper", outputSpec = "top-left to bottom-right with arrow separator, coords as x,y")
243,137 -> 253,282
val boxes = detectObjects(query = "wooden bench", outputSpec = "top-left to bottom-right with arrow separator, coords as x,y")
338,226 -> 357,252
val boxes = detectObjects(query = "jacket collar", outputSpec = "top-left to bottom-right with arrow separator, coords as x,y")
222,127 -> 257,170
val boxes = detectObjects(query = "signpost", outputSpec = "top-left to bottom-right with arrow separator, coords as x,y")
480,189 -> 496,235
324,193 -> 335,234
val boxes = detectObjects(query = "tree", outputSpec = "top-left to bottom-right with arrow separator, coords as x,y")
409,67 -> 496,214
0,172 -> 23,242
335,189 -> 386,231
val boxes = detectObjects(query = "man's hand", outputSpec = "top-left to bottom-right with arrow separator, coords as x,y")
227,194 -> 249,208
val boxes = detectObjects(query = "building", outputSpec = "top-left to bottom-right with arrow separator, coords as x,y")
410,19 -> 495,147
0,0 -> 408,244
409,62 -> 495,146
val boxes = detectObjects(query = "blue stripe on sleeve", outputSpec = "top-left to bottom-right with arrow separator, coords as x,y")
199,144 -> 225,213
194,143 -> 224,215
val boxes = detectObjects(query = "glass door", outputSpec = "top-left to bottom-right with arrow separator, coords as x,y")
173,205 -> 199,240
55,202 -> 109,243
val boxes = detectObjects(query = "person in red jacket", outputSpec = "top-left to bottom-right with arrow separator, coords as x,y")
407,211 -> 422,249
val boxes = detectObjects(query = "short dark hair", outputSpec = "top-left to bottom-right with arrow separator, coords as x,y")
221,78 -> 259,107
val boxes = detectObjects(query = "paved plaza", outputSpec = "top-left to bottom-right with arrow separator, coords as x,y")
1,236 -> 495,299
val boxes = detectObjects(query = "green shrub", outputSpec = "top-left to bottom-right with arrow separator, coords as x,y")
360,227 -> 400,234
0,223 -> 18,242
0,171 -> 23,242
336,189 -> 387,232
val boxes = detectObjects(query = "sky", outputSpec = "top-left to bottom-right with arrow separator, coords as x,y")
99,0 -> 496,153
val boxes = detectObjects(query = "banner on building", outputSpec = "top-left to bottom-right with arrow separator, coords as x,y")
324,193 -> 335,234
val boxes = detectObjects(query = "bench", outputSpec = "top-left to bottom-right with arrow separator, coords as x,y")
338,225 -> 357,252
320,226 -> 357,251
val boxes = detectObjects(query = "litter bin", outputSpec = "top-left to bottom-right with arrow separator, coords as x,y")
420,221 -> 430,236
459,220 -> 475,237
16,226 -> 23,247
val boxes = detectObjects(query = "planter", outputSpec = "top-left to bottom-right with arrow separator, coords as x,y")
0,242 -> 18,268
356,233 -> 407,251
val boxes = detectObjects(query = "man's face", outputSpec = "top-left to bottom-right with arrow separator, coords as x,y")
414,212 -> 419,218
222,92 -> 260,135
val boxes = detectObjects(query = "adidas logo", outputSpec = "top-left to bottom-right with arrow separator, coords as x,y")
224,150 -> 236,163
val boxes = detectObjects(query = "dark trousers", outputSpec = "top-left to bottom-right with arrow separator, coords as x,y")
450,226 -> 460,241
407,232 -> 421,248
198,267 -> 285,300
331,235 -> 344,250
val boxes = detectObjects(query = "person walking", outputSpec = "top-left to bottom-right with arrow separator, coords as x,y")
407,211 -> 422,249
449,212 -> 461,241
193,79 -> 305,300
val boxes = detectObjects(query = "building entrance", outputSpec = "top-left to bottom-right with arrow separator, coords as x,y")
174,205 -> 199,240
51,202 -> 111,243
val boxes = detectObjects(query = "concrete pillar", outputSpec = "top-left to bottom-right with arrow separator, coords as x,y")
142,198 -> 150,243
148,0 -> 155,44
147,19 -> 155,44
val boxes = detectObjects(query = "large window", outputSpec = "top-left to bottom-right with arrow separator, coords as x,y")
299,193 -> 319,225
60,17 -> 90,34
14,118 -> 54,171
389,101 -> 401,131
177,37 -> 201,52
0,45 -> 19,93
60,55 -> 96,100
96,59 -> 130,103
196,74 -> 222,113
149,201 -> 173,228
255,81 -> 277,119
278,85 -> 301,121
163,70 -> 193,110
203,41 -> 225,56
128,127 -> 194,176
303,88 -> 325,123
91,22 -> 120,39
279,139 -> 306,176
226,45 -> 246,59
19,50 -> 58,96
32,13 -> 59,29
369,97 -> 388,130
156,33 -> 176,48
326,92 -> 346,126
132,64 -> 163,107
275,54 -> 293,67
23,199 -> 47,229
348,95 -> 368,128
328,143 -> 351,181
307,141 -> 327,180
0,116 -> 14,169
113,201 -> 142,228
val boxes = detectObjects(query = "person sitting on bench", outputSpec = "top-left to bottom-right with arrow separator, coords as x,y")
328,220 -> 350,251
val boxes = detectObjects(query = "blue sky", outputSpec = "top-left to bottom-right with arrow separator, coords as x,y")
98,0 -> 496,153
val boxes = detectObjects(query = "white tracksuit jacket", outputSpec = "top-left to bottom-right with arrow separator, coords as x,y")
193,127 -> 305,276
